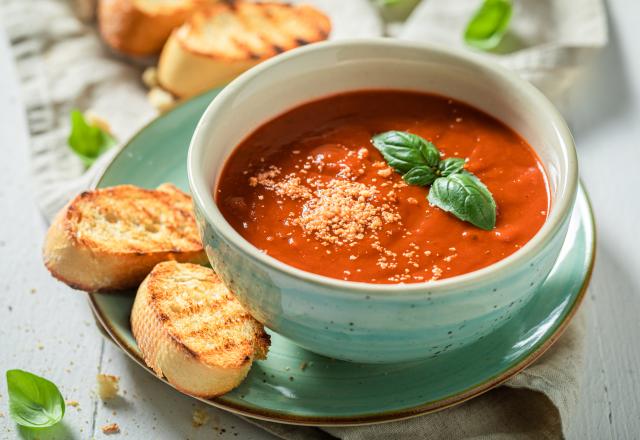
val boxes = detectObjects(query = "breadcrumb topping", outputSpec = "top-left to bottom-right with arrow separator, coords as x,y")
295,180 -> 401,245
251,167 -> 401,246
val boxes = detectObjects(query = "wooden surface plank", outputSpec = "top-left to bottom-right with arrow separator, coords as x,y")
0,30 -> 102,439
565,1 -> 640,438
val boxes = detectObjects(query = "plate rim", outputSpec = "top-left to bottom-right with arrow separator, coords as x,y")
87,92 -> 596,427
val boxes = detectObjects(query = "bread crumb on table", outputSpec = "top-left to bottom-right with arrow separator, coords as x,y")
142,67 -> 159,89
192,408 -> 210,427
147,87 -> 177,113
97,374 -> 120,400
66,400 -> 79,407
85,112 -> 112,136
102,423 -> 120,434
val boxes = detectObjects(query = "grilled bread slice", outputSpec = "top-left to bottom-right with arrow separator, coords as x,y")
157,2 -> 331,98
98,0 -> 213,56
43,184 -> 207,292
131,261 -> 270,396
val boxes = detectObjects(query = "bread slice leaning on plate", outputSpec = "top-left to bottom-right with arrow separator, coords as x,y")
98,0 -> 211,56
131,261 -> 270,397
43,183 -> 207,292
157,1 -> 332,98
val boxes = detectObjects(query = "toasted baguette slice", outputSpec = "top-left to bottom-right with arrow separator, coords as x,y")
98,0 -> 212,56
43,184 -> 207,292
157,2 -> 331,98
131,261 -> 270,396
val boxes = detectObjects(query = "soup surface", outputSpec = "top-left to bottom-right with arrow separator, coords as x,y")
217,91 -> 549,284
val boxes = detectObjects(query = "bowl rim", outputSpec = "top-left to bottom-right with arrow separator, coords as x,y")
188,38 -> 578,295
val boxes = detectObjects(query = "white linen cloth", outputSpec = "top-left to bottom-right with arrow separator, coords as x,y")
0,0 -> 605,438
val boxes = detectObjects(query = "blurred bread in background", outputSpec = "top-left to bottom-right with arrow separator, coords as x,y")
98,0 -> 214,56
157,2 -> 331,98
95,0 -> 331,108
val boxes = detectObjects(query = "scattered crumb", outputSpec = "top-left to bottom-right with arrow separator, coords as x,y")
97,374 -> 120,400
377,167 -> 393,177
101,423 -> 120,434
141,66 -> 158,89
147,87 -> 176,113
30,288 -> 37,294
36,342 -> 44,350
357,147 -> 369,159
407,197 -> 418,205
85,111 -> 112,135
66,400 -> 79,408
300,361 -> 311,371
192,408 -> 210,427
443,254 -> 457,263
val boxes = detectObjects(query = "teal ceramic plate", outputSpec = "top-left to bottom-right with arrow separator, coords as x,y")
89,89 -> 595,426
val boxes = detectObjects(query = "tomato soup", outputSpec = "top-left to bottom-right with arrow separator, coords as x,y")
216,91 -> 549,284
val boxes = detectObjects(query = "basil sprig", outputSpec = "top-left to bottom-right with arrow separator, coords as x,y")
464,0 -> 513,51
6,369 -> 66,428
68,110 -> 117,168
371,131 -> 497,230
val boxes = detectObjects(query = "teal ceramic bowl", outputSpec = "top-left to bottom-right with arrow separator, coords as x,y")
188,39 -> 578,363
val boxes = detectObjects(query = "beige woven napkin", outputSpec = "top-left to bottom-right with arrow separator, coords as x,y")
397,0 -> 608,104
1,0 -> 599,438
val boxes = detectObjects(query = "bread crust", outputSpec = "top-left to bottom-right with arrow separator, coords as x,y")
131,261 -> 270,397
43,184 -> 208,292
98,0 -> 198,56
157,2 -> 331,98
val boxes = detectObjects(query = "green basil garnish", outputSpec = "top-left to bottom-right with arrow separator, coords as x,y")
464,0 -> 513,51
428,172 -> 496,230
403,165 -> 438,186
6,370 -> 66,428
68,110 -> 117,168
438,157 -> 466,177
371,131 -> 440,172
371,130 -> 497,230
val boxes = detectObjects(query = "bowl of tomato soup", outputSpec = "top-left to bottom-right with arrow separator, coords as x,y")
188,39 -> 578,363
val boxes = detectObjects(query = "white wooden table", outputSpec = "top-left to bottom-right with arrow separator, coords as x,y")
1,1 -> 639,438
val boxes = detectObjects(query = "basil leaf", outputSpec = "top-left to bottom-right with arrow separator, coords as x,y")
464,0 -> 513,51
68,110 -> 116,168
428,171 -> 496,230
403,166 -> 437,186
6,370 -> 65,428
371,131 -> 440,173
438,157 -> 466,177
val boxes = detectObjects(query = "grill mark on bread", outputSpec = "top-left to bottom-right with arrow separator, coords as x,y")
68,184 -> 203,253
140,262 -> 269,368
174,2 -> 330,60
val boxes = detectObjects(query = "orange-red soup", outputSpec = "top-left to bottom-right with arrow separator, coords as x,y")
217,91 -> 549,284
